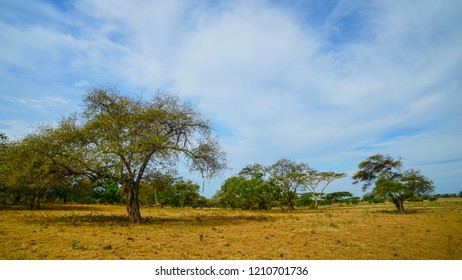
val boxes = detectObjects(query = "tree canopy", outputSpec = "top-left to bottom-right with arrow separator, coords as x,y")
353,154 -> 434,213
32,87 -> 227,222
301,170 -> 346,209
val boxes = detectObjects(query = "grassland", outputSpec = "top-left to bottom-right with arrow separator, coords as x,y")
0,199 -> 461,260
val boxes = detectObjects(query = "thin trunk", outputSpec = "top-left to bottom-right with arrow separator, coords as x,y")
154,189 -> 159,205
27,194 -> 35,210
313,197 -> 319,209
36,196 -> 41,209
125,183 -> 143,223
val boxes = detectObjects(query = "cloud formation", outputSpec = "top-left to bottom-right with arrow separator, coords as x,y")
1,0 -> 461,196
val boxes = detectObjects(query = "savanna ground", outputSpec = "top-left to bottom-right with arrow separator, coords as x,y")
0,199 -> 461,260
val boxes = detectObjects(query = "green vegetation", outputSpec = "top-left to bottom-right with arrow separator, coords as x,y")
353,154 -> 435,213
212,160 -> 346,211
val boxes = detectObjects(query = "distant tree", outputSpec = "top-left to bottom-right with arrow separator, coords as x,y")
325,191 -> 353,205
214,164 -> 280,210
238,164 -> 280,210
215,164 -> 280,210
192,195 -> 209,209
353,154 -> 434,213
0,133 -> 11,205
268,159 -> 308,212
169,180 -> 201,208
215,176 -> 242,209
139,171 -> 176,206
91,179 -> 123,204
38,87 -> 226,222
301,171 -> 346,209
295,193 -> 315,208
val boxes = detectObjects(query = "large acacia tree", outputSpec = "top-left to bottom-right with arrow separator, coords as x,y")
41,87 -> 226,222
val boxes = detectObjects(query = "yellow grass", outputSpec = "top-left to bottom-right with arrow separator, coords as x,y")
0,199 -> 461,260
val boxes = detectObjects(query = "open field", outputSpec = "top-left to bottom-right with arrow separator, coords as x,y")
1,199 -> 461,260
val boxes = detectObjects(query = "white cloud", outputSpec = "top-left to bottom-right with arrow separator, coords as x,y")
1,0 -> 461,196
74,80 -> 90,88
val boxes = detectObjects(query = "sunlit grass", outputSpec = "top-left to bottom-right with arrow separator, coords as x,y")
0,199 -> 461,259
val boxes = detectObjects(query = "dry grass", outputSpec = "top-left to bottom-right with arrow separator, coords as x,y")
0,199 -> 461,260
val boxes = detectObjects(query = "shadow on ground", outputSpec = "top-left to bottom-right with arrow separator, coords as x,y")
34,213 -> 269,227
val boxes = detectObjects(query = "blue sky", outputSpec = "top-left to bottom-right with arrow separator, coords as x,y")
1,0 -> 461,197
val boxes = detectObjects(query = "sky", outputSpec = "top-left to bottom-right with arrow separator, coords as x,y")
1,0 -> 461,197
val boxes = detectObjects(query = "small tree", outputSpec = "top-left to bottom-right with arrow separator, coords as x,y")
353,154 -> 434,213
301,170 -> 346,209
325,191 -> 353,205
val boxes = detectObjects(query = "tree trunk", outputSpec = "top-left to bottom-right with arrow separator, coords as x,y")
286,192 -> 296,212
125,183 -> 143,223
27,194 -> 41,210
392,198 -> 405,213
13,193 -> 21,205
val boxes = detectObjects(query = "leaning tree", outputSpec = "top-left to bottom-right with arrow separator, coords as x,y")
40,87 -> 226,222
352,154 -> 434,213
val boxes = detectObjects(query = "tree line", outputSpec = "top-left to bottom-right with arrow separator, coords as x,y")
0,87 -> 440,221
212,160 -> 346,211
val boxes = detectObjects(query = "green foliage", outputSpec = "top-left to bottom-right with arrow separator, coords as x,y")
216,175 -> 279,210
139,172 -> 204,208
295,193 -> 314,207
325,191 -> 353,205
353,154 -> 434,213
0,134 -> 70,209
139,171 -> 176,206
434,192 -> 461,198
215,160 -> 346,211
352,154 -> 402,191
215,164 -> 281,210
344,197 -> 360,205
158,180 -> 201,208
91,179 -> 124,204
